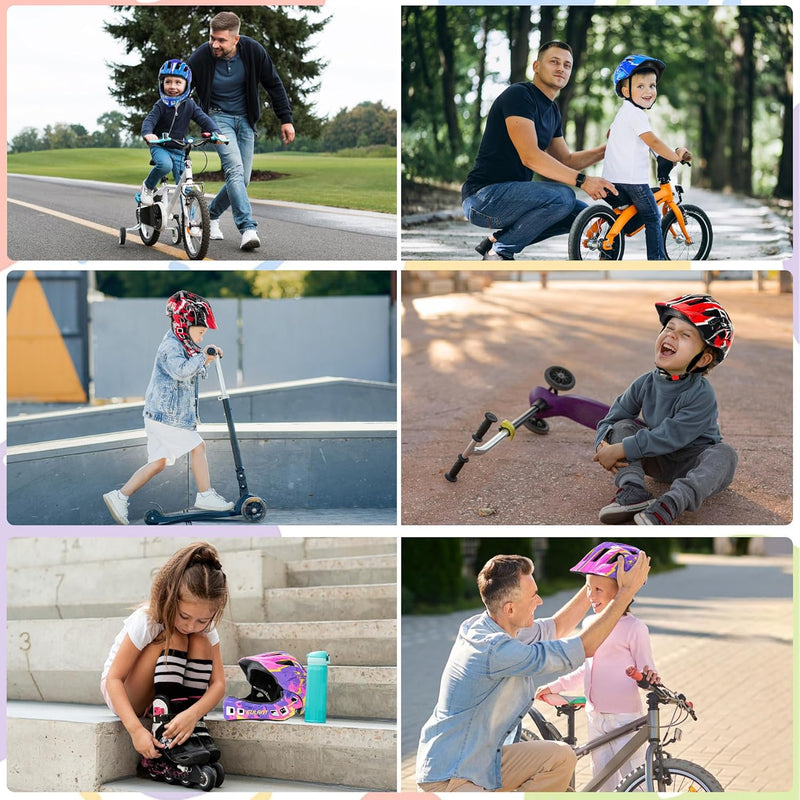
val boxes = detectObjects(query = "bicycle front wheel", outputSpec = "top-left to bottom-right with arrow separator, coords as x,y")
615,757 -> 724,792
182,187 -> 210,260
568,206 -> 625,261
661,204 -> 713,260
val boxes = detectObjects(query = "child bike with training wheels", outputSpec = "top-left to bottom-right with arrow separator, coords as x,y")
119,59 -> 228,260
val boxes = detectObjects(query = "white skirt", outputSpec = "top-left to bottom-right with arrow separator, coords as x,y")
145,417 -> 203,466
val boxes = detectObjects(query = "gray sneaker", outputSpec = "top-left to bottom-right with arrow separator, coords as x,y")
599,484 -> 653,524
103,489 -> 130,525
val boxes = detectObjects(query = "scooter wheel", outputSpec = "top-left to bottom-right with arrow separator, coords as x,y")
241,496 -> 267,522
523,417 -> 550,435
144,509 -> 161,525
118,227 -> 126,246
544,365 -> 576,392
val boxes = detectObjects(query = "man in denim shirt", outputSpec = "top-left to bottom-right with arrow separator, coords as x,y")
416,551 -> 650,792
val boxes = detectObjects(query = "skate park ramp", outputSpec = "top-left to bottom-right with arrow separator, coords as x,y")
6,377 -> 396,525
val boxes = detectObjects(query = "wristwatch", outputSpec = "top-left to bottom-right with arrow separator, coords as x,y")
575,172 -> 586,188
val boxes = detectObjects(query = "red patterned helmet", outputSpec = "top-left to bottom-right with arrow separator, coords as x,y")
655,294 -> 733,365
166,290 -> 216,356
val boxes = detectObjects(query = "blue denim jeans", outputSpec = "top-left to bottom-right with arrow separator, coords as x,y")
616,183 -> 664,260
462,181 -> 586,258
145,147 -> 185,189
209,113 -> 256,232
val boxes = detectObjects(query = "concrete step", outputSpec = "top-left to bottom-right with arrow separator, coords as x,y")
236,619 -> 397,667
287,554 -> 397,587
265,583 -> 396,621
7,534 -> 396,569
223,664 -> 396,720
7,376 -> 397,445
7,701 -> 396,792
7,421 -> 397,524
8,543 -> 397,622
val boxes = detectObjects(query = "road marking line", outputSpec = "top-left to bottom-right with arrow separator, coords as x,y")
8,198 -> 210,260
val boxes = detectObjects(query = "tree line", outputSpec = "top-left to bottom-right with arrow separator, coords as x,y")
402,5 -> 792,199
9,6 -> 395,155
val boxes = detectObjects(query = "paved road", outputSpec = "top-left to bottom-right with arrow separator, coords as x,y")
401,186 -> 792,262
400,550 -> 795,792
7,174 -> 397,262
401,277 -> 792,526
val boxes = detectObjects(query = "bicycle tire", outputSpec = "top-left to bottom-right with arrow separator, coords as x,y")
615,757 -> 724,792
139,218 -> 160,246
661,204 -> 713,261
182,187 -> 210,260
568,205 -> 625,261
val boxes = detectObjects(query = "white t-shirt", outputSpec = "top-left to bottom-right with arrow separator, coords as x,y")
602,101 -> 654,184
101,606 -> 219,682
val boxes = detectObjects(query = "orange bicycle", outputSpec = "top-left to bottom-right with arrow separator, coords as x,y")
568,156 -> 713,261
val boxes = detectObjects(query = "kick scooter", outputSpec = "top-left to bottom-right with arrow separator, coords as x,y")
145,347 -> 267,524
445,365 -> 610,482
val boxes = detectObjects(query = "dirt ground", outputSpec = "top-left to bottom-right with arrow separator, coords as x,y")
400,275 -> 793,526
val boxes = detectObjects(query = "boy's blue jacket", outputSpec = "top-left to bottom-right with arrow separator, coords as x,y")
595,369 -> 722,459
144,331 -> 207,430
141,98 -> 220,145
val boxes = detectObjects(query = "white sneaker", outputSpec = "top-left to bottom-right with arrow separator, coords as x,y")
194,488 -> 235,511
240,229 -> 261,251
103,490 -> 130,525
209,219 -> 224,240
140,182 -> 156,207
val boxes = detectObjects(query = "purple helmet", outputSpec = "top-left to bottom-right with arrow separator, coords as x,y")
223,652 -> 307,721
570,542 -> 641,580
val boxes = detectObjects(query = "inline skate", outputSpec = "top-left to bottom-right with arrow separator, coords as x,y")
137,696 -> 222,791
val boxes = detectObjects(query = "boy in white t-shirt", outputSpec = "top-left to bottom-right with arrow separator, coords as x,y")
602,55 -> 691,260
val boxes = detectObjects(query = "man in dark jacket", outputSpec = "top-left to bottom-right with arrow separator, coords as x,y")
188,11 -> 295,251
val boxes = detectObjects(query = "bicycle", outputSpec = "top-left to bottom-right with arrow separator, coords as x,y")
520,668 -> 723,792
118,132 -> 228,261
568,156 -> 713,261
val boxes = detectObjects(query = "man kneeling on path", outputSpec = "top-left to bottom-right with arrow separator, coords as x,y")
416,550 -> 650,792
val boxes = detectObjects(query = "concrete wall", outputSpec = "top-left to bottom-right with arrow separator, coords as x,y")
7,378 -> 397,445
91,296 -> 393,398
6,422 -> 397,525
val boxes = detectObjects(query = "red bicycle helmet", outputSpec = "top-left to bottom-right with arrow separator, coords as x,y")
570,541 -> 642,580
166,290 -> 217,356
656,294 -> 734,367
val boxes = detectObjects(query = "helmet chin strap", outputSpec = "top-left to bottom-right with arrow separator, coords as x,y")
656,350 -> 707,381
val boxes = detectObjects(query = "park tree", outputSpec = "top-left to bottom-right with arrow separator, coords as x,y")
104,5 -> 327,141
9,127 -> 42,153
322,102 -> 396,151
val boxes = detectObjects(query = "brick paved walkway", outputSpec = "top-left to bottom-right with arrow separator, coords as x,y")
400,549 -> 795,792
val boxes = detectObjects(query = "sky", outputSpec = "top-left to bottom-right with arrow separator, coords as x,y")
5,1 -> 399,141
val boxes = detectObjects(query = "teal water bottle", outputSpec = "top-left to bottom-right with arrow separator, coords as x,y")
305,651 -> 330,723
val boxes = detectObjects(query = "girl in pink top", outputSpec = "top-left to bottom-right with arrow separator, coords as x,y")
537,543 -> 659,790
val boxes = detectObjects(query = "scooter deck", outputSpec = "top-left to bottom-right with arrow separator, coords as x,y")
144,507 -> 242,525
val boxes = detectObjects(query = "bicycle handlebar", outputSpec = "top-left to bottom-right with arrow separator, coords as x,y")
149,132 -> 229,147
626,667 -> 697,719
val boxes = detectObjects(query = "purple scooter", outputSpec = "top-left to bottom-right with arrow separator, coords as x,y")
444,366 -> 610,482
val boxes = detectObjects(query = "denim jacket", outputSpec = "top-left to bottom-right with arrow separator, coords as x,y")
143,331 -> 207,430
416,611 -> 585,791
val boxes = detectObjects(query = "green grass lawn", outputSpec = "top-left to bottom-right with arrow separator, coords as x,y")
7,148 -> 397,214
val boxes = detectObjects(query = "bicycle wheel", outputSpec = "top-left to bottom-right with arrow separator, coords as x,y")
615,757 -> 724,792
661,204 -> 713,261
568,206 -> 625,260
181,187 -> 210,260
138,211 -> 160,246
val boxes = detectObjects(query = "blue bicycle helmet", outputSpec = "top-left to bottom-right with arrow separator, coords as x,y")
613,54 -> 666,101
158,59 -> 192,107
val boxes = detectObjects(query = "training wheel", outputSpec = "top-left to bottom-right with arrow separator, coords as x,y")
118,227 -> 126,246
241,496 -> 267,522
544,365 -> 576,392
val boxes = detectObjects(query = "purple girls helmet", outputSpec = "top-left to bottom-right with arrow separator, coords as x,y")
570,542 -> 641,580
223,652 -> 307,721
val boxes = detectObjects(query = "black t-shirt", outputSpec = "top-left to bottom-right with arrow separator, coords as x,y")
462,82 -> 564,201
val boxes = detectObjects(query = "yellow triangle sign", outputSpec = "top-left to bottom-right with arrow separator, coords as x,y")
7,271 -> 87,402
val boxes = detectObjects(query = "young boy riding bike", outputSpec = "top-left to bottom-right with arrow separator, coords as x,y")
140,59 -> 225,206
